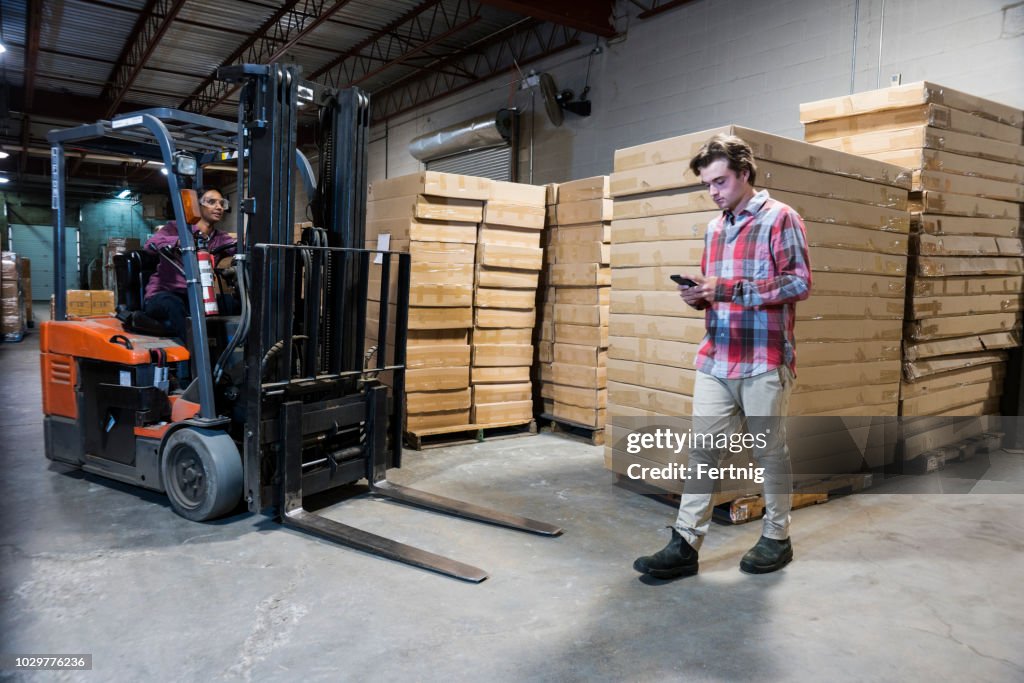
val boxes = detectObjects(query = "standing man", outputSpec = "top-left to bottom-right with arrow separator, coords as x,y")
633,134 -> 811,578
141,187 -> 235,341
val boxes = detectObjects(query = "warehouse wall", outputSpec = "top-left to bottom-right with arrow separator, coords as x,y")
368,0 -> 1024,185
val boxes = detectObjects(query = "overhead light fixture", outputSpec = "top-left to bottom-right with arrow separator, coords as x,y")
0,177 -> 10,184
0,151 -> 9,159
161,167 -> 169,175
117,188 -> 132,199
0,42 -> 6,55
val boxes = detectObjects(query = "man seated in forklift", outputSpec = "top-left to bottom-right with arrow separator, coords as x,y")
138,187 -> 237,341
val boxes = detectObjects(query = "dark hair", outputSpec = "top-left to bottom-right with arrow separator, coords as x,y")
689,134 -> 757,185
196,187 -> 222,199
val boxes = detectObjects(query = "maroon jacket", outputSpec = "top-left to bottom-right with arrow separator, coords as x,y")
143,220 -> 236,299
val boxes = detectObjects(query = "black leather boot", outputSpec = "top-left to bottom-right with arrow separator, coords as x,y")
740,536 -> 793,574
633,528 -> 699,579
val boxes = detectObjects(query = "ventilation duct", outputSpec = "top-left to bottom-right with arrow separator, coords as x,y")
409,110 -> 516,162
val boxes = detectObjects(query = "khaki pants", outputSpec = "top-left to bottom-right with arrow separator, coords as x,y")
674,367 -> 795,550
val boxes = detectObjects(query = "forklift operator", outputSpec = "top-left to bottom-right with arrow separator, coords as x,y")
140,187 -> 236,341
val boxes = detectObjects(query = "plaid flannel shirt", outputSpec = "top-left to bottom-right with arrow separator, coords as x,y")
694,190 -> 811,379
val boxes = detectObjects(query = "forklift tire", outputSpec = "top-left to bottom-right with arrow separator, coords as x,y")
161,427 -> 243,522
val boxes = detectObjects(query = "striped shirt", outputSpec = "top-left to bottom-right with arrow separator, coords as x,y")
695,190 -> 811,379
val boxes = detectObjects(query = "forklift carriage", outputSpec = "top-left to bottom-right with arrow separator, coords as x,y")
41,64 -> 560,582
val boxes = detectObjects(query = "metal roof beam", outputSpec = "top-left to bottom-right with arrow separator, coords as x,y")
477,0 -> 616,37
372,20 -> 581,122
101,0 -> 188,118
180,0 -> 358,114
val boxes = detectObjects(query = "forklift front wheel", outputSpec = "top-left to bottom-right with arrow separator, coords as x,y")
161,428 -> 243,522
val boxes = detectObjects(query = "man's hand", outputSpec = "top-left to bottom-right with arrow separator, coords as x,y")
677,273 -> 714,308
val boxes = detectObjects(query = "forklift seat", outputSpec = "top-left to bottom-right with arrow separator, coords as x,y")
113,249 -> 159,313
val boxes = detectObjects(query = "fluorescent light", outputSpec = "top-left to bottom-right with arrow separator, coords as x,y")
0,42 -> 6,55
0,151 -> 8,159
0,177 -> 10,184
161,167 -> 169,175
117,188 -> 132,199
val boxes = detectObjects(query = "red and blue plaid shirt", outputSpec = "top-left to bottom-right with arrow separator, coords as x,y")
695,190 -> 811,379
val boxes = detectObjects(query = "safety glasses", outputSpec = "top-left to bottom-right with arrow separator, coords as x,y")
201,197 -> 230,210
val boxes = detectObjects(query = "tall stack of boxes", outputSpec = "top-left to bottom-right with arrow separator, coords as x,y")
800,83 -> 1023,458
366,172 -> 490,435
606,125 -> 912,492
471,181 -> 546,427
1,252 -> 27,342
536,176 -> 613,429
364,171 -> 547,440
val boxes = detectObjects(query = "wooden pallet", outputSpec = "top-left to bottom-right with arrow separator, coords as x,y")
712,473 -> 873,525
404,420 -> 537,450
904,431 -> 1004,474
538,413 -> 605,446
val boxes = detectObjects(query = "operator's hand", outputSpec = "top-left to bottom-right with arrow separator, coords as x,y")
677,273 -> 712,308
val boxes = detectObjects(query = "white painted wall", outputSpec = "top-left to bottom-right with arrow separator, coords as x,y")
368,0 -> 1024,186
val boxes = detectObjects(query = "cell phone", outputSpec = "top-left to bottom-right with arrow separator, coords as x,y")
670,274 -> 698,288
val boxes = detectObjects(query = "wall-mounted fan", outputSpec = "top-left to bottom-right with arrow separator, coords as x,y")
538,73 -> 591,127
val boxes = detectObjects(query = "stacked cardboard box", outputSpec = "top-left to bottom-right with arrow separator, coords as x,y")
365,171 -> 491,435
801,83 -> 1024,431
103,237 -> 142,292
534,183 -> 558,417
1,251 -> 26,342
605,125 -> 912,492
49,290 -> 117,318
535,176 -> 612,429
471,180 -> 547,427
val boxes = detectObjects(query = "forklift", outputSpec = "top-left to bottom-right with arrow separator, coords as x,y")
41,64 -> 560,582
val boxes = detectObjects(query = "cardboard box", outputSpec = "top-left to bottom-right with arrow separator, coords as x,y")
90,290 -> 116,315
407,344 -> 472,369
614,124 -> 912,188
538,340 -> 554,363
770,190 -> 910,232
472,344 -> 534,367
915,256 -> 1023,277
553,403 -> 605,427
608,314 -> 706,344
472,366 -> 531,384
914,234 -> 1022,257
553,343 -> 607,366
474,383 -> 532,404
552,362 -> 608,390
799,339 -> 902,366
406,410 -> 472,432
479,227 -> 542,249
610,265 -> 700,292
410,262 -> 475,286
789,383 -> 900,415
408,329 -> 469,345
65,290 -> 94,317
796,318 -> 903,342
488,180 -> 547,205
915,169 -> 1024,202
902,356 -> 1005,385
549,223 -> 612,244
610,240 -> 704,268
811,125 -> 1024,166
913,274 -> 1024,297
805,222 -> 908,255
905,313 -> 1020,341
550,242 -> 610,265
410,242 -> 476,264
555,322 -> 610,347
613,188 -> 718,220
545,183 -> 560,205
553,304 -> 609,327
610,291 -> 705,319
909,192 -> 1020,220
557,176 -> 610,202
909,293 -> 1021,319
473,327 -> 534,344
900,382 -> 999,416
610,213 -> 714,244
471,400 -> 533,425
476,243 -> 543,271
366,218 -> 479,243
811,272 -> 906,298
606,358 -> 696,395
553,384 -> 607,410
796,361 -> 901,392
367,194 -> 485,223
409,306 -> 473,329
476,266 -> 540,289
549,263 -> 611,287
555,198 -> 614,226
406,367 -> 471,392
607,380 -> 693,417
870,149 -> 1024,185
407,387 -> 471,413
808,247 -> 906,277
408,284 -> 473,307
369,171 -> 492,201
803,102 -> 1024,144
913,215 -> 1020,238
483,202 -> 546,230
555,287 -> 610,306
474,308 -> 536,329
607,337 -> 699,368
799,81 -> 1024,128
904,331 -> 1019,361
474,288 -> 536,309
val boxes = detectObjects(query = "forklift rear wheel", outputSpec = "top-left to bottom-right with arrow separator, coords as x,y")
161,428 -> 243,522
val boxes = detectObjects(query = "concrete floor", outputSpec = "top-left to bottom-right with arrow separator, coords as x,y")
3,325 -> 1024,682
